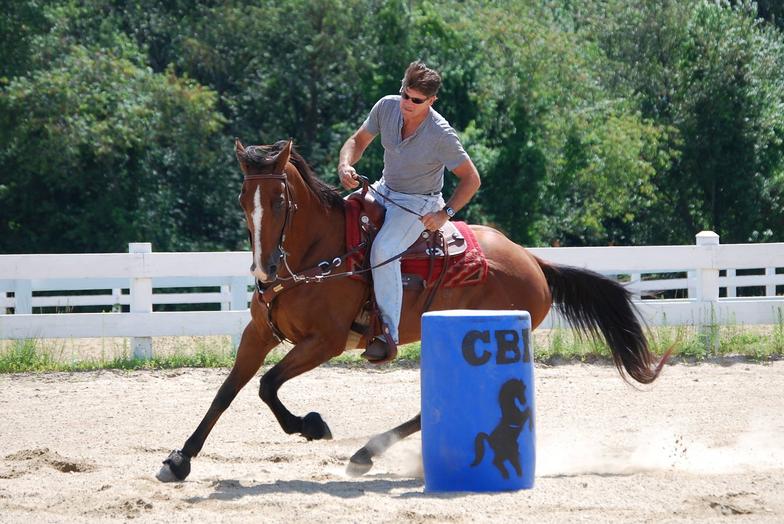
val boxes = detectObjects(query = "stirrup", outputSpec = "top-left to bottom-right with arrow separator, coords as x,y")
361,324 -> 398,364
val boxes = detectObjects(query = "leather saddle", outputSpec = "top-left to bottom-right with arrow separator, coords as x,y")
343,190 -> 467,350
346,190 -> 467,278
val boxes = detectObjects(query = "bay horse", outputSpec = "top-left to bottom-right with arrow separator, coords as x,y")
156,139 -> 669,482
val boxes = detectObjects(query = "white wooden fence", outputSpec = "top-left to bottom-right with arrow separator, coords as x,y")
1,232 -> 783,357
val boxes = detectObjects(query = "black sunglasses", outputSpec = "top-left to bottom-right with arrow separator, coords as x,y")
399,88 -> 431,105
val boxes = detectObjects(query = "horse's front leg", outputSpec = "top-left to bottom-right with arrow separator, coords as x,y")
346,413 -> 421,477
157,321 -> 277,482
259,334 -> 340,441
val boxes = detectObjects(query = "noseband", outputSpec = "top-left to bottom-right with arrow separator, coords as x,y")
243,172 -> 298,281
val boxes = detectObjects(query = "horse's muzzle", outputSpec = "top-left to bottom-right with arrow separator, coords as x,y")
250,262 -> 275,283
265,247 -> 285,280
251,250 -> 282,283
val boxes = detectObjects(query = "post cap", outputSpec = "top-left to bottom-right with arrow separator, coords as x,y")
128,242 -> 152,253
695,231 -> 719,246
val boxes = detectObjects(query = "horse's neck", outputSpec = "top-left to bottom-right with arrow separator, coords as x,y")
290,189 -> 346,267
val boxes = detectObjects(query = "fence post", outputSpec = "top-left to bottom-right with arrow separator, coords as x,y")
766,267 -> 776,297
695,231 -> 720,351
13,280 -> 33,315
629,272 -> 642,300
220,285 -> 230,311
695,231 -> 720,302
687,270 -> 697,299
229,276 -> 249,350
129,243 -> 153,360
726,269 -> 736,298
111,288 -> 122,313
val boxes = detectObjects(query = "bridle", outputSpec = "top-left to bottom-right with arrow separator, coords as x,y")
243,171 -> 298,282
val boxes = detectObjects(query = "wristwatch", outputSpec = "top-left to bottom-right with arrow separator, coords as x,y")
443,206 -> 456,218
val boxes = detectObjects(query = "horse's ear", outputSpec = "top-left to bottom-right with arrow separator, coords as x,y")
273,140 -> 293,173
234,138 -> 246,161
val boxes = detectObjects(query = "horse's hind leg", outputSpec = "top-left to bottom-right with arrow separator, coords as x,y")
509,453 -> 523,477
347,413 -> 421,477
493,455 -> 511,480
157,322 -> 277,482
259,335 -> 339,441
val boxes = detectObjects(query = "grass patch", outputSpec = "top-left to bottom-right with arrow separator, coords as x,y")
0,338 -> 237,373
2,322 -> 783,374
0,339 -> 59,372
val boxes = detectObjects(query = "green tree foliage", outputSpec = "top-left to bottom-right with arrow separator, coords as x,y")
733,0 -> 784,31
164,0 -> 383,173
0,42 -> 235,253
0,0 -> 50,79
677,2 -> 784,242
1,0 -> 783,253
428,2 -> 665,245
570,0 -> 784,243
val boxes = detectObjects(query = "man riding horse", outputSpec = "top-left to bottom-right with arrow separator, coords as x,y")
337,60 -> 481,363
157,61 -> 670,483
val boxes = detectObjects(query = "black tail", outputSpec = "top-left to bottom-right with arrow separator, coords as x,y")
470,432 -> 489,467
536,257 -> 671,384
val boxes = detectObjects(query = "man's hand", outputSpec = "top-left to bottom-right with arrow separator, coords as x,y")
338,164 -> 360,190
421,210 -> 450,232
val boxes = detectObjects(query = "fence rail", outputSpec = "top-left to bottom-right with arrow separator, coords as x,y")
1,232 -> 783,357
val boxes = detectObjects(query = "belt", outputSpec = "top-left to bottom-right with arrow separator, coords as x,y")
379,181 -> 441,197
393,189 -> 441,197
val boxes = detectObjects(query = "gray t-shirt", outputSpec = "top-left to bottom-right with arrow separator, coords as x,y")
361,95 -> 469,194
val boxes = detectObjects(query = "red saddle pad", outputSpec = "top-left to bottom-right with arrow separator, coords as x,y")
344,198 -> 488,288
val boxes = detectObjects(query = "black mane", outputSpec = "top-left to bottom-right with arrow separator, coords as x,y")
241,141 -> 345,210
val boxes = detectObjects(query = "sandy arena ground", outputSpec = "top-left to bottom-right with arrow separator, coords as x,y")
1,360 -> 783,523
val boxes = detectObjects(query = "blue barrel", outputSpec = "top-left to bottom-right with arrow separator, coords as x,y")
421,310 -> 535,492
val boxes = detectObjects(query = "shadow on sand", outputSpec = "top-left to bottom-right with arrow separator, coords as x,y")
185,475 -> 482,502
185,476 -> 422,503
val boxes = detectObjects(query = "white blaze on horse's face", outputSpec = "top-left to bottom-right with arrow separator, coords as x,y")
251,186 -> 268,281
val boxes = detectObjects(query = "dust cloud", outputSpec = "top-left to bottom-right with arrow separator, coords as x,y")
537,420 -> 784,477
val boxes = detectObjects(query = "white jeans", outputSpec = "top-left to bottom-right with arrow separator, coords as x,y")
368,181 -> 444,342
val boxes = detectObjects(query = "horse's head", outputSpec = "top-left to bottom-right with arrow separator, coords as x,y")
235,138 -> 295,283
499,378 -> 527,414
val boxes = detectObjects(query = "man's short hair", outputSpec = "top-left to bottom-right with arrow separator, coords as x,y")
401,60 -> 442,97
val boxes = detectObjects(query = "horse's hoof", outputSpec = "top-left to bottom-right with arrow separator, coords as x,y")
156,462 -> 179,482
157,450 -> 191,482
346,448 -> 373,477
302,412 -> 333,441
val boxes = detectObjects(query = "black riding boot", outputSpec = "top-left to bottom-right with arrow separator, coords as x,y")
361,323 -> 398,363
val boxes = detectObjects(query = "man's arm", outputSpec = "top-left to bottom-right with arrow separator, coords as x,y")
338,128 -> 376,190
421,158 -> 481,231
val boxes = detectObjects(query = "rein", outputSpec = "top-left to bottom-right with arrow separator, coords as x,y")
354,174 -> 426,218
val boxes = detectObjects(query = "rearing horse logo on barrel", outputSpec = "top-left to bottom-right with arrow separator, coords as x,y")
471,378 -> 533,479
